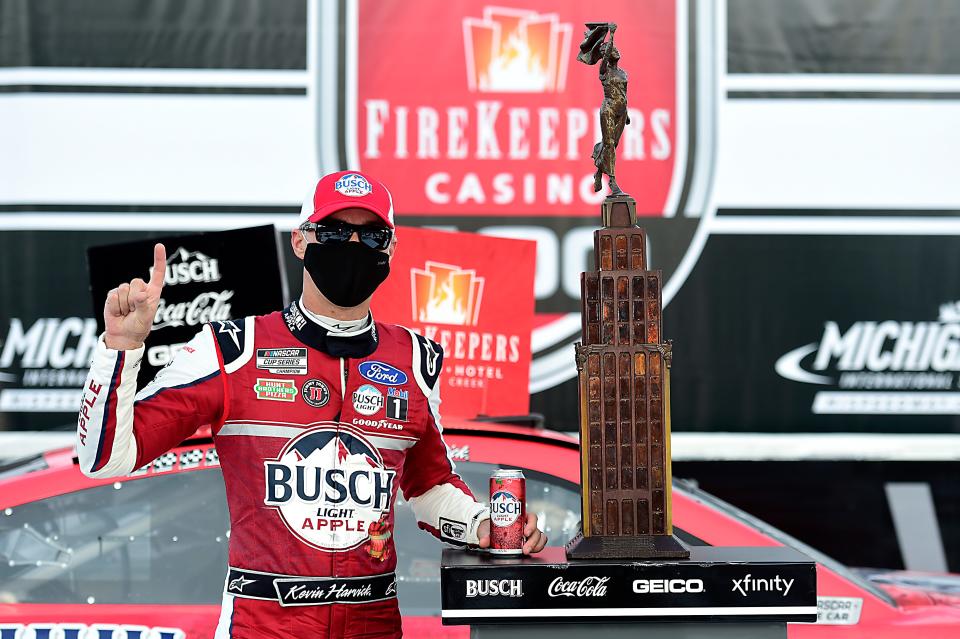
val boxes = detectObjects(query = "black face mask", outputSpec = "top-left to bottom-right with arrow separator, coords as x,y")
303,242 -> 390,308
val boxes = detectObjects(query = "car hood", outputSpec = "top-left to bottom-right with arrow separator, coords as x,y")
854,568 -> 960,608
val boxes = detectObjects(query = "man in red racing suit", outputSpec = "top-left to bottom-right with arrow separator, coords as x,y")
76,170 -> 547,638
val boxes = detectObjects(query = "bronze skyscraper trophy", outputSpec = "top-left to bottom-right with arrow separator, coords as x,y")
566,22 -> 689,559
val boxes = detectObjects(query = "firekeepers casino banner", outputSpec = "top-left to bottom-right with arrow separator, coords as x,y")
317,0 -> 716,422
351,1 -> 676,216
371,227 -> 536,418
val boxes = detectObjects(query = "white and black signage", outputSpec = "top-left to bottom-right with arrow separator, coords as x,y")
441,546 -> 817,625
731,574 -> 794,597
633,578 -> 704,594
87,226 -> 286,392
0,316 -> 99,416
547,576 -> 609,597
466,579 -> 523,598
665,232 -> 960,434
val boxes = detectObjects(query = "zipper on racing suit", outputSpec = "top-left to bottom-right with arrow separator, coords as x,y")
332,357 -> 348,582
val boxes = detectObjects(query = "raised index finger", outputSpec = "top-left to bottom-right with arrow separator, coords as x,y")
148,243 -> 166,290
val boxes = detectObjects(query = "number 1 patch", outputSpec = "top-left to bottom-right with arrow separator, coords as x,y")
385,388 -> 408,421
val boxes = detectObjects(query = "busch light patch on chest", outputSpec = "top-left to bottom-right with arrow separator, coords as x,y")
264,426 -> 397,551
257,348 -> 308,375
353,383 -> 384,415
358,361 -> 408,385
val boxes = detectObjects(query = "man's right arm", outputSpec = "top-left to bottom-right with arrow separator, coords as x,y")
77,241 -> 226,478
77,324 -> 226,478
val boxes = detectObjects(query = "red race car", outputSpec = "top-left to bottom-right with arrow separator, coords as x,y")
0,420 -> 958,638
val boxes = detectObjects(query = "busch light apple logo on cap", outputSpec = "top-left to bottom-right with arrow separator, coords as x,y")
335,173 -> 373,197
359,360 -> 408,385
264,424 -> 396,551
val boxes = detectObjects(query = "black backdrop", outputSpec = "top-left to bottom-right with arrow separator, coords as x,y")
3,226 -> 959,433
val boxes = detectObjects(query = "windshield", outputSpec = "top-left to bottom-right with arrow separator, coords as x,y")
0,454 -> 48,481
0,460 -> 579,610
0,468 -> 229,604
674,478 -> 897,607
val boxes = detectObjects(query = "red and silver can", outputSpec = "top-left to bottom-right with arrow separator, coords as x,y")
489,469 -> 526,555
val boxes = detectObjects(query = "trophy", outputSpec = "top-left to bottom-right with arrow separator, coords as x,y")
566,22 -> 689,559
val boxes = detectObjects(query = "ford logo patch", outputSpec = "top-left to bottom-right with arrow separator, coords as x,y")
359,361 -> 408,386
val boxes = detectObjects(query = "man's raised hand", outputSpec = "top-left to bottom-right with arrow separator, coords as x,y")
103,243 -> 166,350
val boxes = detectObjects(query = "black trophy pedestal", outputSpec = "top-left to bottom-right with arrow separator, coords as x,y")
441,546 -> 817,639
565,528 -> 690,559
465,623 -> 787,639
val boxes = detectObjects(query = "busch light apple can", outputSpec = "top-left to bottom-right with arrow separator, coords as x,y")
489,469 -> 525,555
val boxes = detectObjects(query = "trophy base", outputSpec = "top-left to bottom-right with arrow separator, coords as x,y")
601,194 -> 637,227
565,526 -> 691,560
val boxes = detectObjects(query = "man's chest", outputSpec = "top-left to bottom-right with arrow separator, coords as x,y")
223,335 -> 427,450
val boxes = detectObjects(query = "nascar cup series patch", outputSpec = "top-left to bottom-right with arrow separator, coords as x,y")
263,425 -> 397,551
257,348 -> 308,375
335,173 -> 373,197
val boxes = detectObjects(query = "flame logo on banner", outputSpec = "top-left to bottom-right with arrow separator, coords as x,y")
411,262 -> 485,326
463,6 -> 573,93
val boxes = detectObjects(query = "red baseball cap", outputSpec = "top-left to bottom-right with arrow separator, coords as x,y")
299,170 -> 395,228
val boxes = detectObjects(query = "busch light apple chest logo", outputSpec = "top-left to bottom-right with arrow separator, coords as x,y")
264,425 -> 396,551
490,490 -> 521,527
359,360 -> 408,385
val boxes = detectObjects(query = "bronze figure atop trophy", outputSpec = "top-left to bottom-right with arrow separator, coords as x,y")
566,23 -> 689,559
579,22 -> 630,198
